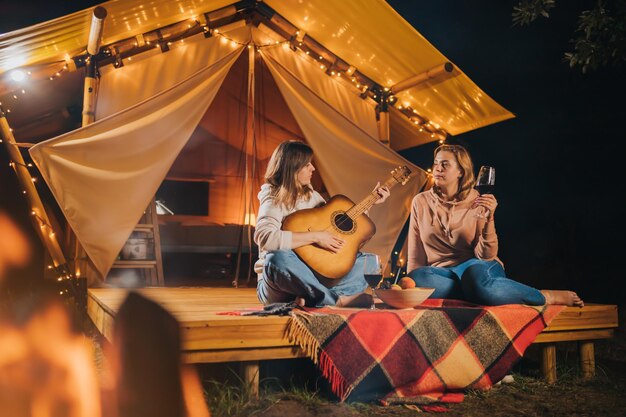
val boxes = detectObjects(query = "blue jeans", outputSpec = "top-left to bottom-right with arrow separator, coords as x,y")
407,258 -> 546,306
258,250 -> 369,307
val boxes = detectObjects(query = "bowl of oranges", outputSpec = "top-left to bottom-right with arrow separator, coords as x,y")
375,277 -> 435,309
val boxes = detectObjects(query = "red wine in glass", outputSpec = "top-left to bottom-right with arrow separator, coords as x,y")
363,254 -> 383,309
475,166 -> 495,218
364,274 -> 383,288
475,184 -> 495,195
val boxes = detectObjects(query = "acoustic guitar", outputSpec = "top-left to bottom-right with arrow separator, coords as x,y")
282,166 -> 412,279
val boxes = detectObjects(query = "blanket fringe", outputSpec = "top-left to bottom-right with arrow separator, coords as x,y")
287,314 -> 352,401
286,314 -> 321,364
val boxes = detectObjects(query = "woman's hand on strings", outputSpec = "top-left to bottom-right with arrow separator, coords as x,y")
373,182 -> 391,205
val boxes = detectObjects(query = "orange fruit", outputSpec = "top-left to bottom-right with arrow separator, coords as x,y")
399,277 -> 416,289
390,284 -> 402,291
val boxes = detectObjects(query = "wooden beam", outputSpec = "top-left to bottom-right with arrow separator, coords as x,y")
391,62 -> 454,94
0,107 -> 67,268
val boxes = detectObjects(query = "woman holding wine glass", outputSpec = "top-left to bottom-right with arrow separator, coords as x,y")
406,144 -> 583,307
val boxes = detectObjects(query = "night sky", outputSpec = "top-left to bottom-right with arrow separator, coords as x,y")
1,1 -> 624,304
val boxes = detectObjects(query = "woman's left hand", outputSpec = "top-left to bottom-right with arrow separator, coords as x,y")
373,182 -> 391,205
472,194 -> 498,218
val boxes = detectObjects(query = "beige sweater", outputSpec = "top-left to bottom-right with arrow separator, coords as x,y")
253,184 -> 326,274
407,188 -> 499,272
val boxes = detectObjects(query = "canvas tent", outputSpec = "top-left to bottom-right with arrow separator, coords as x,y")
0,0 -> 513,284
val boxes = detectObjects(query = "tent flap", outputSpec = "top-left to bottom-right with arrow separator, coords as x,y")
29,45 -> 243,277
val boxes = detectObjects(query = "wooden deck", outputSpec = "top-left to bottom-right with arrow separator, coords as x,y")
88,287 -> 618,386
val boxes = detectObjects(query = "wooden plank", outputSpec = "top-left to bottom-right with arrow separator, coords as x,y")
543,304 -> 618,332
87,288 -> 619,367
534,328 -> 614,343
183,347 -> 305,363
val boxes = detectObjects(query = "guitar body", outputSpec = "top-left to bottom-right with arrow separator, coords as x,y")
282,195 -> 376,279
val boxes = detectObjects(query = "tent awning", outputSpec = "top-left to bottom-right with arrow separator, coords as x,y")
0,0 -> 513,141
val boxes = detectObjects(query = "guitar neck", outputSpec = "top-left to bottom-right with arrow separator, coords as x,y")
346,176 -> 400,219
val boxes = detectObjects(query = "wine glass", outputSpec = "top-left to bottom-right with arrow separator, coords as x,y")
363,254 -> 383,310
474,166 -> 495,219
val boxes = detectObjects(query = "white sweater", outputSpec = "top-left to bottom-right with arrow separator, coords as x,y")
253,184 -> 325,274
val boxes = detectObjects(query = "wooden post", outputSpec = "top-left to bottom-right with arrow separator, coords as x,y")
82,59 -> 98,126
82,7 -> 107,126
541,344 -> 557,384
378,109 -> 390,145
240,361 -> 259,399
579,341 -> 595,380
0,107 -> 67,268
87,7 -> 107,55
75,7 -> 108,284
234,44 -> 256,287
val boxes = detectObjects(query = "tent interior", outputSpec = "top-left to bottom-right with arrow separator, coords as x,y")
0,0 -> 513,288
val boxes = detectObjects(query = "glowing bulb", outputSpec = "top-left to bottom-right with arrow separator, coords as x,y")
10,70 -> 25,82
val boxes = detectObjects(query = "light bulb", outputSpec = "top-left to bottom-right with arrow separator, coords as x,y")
10,70 -> 25,82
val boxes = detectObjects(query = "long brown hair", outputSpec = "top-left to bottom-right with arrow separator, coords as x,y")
264,140 -> 314,209
433,144 -> 475,201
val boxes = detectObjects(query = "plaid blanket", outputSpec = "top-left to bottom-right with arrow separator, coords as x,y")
287,299 -> 564,406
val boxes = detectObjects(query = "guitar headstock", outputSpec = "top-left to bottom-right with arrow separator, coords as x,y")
391,165 -> 412,185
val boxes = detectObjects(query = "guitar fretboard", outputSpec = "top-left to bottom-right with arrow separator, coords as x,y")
345,176 -> 401,219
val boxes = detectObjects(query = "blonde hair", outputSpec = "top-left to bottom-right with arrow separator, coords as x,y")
433,144 -> 475,201
264,140 -> 314,209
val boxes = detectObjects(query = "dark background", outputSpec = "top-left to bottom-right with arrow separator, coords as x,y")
1,1 -> 624,304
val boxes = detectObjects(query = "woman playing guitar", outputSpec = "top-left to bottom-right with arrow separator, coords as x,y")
254,140 -> 390,307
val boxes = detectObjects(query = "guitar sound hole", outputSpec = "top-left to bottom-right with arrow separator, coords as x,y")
333,213 -> 354,232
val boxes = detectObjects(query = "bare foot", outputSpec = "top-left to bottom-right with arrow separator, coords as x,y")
294,296 -> 306,307
541,290 -> 584,307
336,292 -> 373,308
